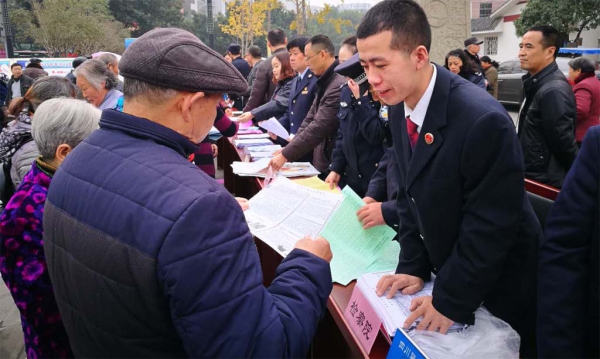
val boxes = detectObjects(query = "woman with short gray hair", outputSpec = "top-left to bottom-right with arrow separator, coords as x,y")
0,76 -> 77,196
74,58 -> 122,110
568,57 -> 600,145
0,98 -> 100,359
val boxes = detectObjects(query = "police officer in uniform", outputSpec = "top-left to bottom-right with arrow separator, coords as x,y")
325,53 -> 388,197
275,37 -> 318,162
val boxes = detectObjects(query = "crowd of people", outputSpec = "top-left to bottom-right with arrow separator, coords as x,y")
0,0 -> 598,358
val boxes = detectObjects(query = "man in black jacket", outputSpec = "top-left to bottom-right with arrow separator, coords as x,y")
463,37 -> 484,74
517,25 -> 578,188
6,64 -> 33,106
227,43 -> 250,110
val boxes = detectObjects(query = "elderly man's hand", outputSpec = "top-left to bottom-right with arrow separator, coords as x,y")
295,236 -> 333,263
269,153 -> 287,171
237,112 -> 254,123
235,197 -> 249,211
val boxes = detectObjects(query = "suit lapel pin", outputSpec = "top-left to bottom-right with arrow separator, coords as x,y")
425,133 -> 434,145
308,74 -> 313,78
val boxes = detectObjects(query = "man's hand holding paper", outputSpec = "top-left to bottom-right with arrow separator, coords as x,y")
357,202 -> 385,229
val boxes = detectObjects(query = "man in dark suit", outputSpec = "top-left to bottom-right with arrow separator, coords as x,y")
244,29 -> 287,112
538,125 -> 599,358
275,37 -> 317,152
357,1 -> 541,356
227,43 -> 250,110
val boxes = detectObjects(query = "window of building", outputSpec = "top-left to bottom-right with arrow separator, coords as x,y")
480,2 -> 493,17
484,36 -> 498,55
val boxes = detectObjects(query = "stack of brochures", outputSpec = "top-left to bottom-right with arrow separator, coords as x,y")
231,158 -> 320,178
243,145 -> 282,160
237,126 -> 263,135
357,272 -> 466,336
232,135 -> 273,148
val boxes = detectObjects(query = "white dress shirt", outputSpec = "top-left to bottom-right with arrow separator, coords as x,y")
404,64 -> 437,133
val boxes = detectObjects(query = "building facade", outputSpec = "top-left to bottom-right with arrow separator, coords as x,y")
471,0 -> 600,63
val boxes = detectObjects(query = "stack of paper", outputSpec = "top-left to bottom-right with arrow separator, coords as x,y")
232,138 -> 273,148
231,158 -> 320,178
238,127 -> 264,135
357,272 -> 466,336
237,133 -> 270,139
258,117 -> 290,140
319,186 -> 399,285
244,145 -> 282,160
244,178 -> 343,256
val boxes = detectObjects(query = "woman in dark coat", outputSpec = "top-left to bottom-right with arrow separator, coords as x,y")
236,51 -> 295,124
444,49 -> 486,89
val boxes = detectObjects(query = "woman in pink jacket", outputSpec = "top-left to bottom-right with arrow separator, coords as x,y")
568,57 -> 600,146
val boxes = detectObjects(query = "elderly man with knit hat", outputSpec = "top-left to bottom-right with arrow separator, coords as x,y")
43,28 -> 333,358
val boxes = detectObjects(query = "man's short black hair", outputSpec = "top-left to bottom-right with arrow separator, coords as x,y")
307,35 -> 335,56
527,25 -> 562,59
267,29 -> 286,47
341,36 -> 357,54
10,63 -> 22,70
356,0 -> 431,54
287,36 -> 309,53
247,45 -> 262,59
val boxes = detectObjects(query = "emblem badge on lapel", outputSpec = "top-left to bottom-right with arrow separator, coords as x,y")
424,133 -> 434,145
340,102 -> 348,107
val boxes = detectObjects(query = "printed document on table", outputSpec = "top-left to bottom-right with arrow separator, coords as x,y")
319,186 -> 398,285
244,177 -> 342,256
259,117 -> 290,140
357,271 -> 466,336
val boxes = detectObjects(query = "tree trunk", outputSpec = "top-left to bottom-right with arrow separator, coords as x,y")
575,20 -> 590,44
300,0 -> 307,35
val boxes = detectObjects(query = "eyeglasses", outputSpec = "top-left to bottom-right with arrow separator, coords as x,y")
305,50 -> 323,62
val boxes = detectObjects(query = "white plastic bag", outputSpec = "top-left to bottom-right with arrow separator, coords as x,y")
408,307 -> 520,359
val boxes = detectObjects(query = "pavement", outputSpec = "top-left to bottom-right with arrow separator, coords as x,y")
0,283 -> 26,359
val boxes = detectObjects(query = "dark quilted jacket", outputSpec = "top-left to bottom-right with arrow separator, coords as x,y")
43,109 -> 332,358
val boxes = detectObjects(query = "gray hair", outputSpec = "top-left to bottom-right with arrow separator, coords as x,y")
123,78 -> 180,104
74,59 -> 118,90
568,57 -> 596,74
97,53 -> 118,66
32,98 -> 101,160
8,76 -> 77,116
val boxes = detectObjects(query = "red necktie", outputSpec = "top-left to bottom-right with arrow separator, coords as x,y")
406,116 -> 419,149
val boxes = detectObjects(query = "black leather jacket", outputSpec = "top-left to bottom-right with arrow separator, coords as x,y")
517,61 -> 578,188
